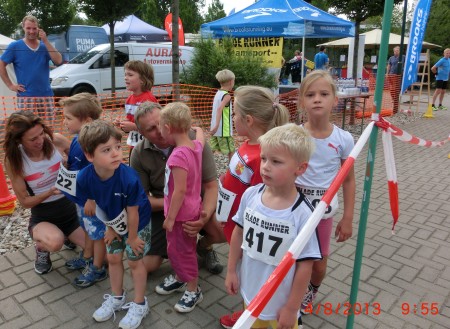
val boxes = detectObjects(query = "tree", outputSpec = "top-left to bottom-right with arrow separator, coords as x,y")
425,0 -> 450,62
138,0 -> 204,33
184,38 -> 276,89
327,0 -> 403,78
179,0 -> 204,32
3,0 -> 76,34
204,0 -> 226,23
80,0 -> 143,93
137,0 -> 163,28
362,4 -> 404,34
0,3 -> 16,37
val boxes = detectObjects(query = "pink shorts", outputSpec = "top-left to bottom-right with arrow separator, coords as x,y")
317,218 -> 334,256
166,221 -> 198,282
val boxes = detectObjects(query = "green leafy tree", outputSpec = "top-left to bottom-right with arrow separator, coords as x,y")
0,3 -> 16,37
138,0 -> 204,33
3,0 -> 76,34
425,0 -> 450,62
80,0 -> 143,93
137,0 -> 162,28
179,0 -> 204,32
184,38 -> 277,89
204,0 -> 226,23
363,4 -> 404,34
327,0 -> 403,78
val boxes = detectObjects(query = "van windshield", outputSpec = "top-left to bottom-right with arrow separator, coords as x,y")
69,49 -> 101,64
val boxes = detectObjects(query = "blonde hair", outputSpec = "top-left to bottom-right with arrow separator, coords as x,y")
124,60 -> 155,91
22,15 -> 39,27
160,102 -> 191,133
59,93 -> 102,121
78,120 -> 122,156
297,70 -> 337,111
216,69 -> 235,85
259,123 -> 314,163
234,85 -> 289,132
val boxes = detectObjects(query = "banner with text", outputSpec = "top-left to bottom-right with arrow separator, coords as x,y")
219,37 -> 284,68
401,0 -> 433,94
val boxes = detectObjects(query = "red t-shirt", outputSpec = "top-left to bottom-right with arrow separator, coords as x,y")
222,141 -> 263,242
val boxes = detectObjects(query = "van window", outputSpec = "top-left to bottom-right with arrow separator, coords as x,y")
70,49 -> 101,64
94,46 -> 129,69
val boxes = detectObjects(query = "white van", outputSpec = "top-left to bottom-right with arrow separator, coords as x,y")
50,42 -> 194,97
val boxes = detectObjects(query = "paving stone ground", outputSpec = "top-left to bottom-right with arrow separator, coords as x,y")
0,92 -> 449,329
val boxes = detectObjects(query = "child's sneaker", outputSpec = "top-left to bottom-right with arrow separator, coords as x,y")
34,246 -> 52,275
300,283 -> 319,314
119,297 -> 149,329
220,310 -> 244,328
93,292 -> 127,322
174,287 -> 203,313
439,105 -> 448,110
73,264 -> 108,288
432,105 -> 439,111
155,274 -> 187,295
65,251 -> 93,270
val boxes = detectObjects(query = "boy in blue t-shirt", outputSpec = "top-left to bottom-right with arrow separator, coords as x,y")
431,48 -> 450,111
58,93 -> 107,288
77,120 -> 152,329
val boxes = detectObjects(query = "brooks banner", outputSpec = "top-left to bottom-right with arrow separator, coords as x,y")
401,0 -> 433,94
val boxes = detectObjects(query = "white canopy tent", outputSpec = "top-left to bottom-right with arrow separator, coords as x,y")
318,28 -> 441,49
0,34 -> 17,98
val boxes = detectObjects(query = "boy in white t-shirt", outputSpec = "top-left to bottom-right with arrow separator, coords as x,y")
225,124 -> 322,329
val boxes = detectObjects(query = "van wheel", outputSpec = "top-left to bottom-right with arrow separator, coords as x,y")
72,85 -> 96,95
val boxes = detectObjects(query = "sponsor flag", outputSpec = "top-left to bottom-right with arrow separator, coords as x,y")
164,13 -> 185,46
401,0 -> 433,94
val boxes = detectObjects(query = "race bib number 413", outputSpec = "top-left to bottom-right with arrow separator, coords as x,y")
242,208 -> 295,266
96,206 -> 128,235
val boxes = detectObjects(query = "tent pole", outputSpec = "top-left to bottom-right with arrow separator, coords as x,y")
301,36 -> 305,80
345,0 -> 395,328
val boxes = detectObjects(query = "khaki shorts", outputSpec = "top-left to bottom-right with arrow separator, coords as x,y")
209,136 -> 235,155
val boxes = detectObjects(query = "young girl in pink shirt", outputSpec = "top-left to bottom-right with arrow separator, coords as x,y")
155,102 -> 205,313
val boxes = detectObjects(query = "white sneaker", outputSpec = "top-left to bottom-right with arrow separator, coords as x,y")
119,297 -> 149,329
93,292 -> 127,322
174,287 -> 203,313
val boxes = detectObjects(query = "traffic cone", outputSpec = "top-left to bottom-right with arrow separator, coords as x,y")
0,162 -> 16,215
423,103 -> 434,118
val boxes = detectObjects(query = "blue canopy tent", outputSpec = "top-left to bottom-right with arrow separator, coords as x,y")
201,0 -> 355,39
102,15 -> 170,43
201,0 -> 355,77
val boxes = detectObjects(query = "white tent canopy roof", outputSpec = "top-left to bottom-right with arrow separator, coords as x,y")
0,34 -> 14,45
0,34 -> 17,99
318,28 -> 441,49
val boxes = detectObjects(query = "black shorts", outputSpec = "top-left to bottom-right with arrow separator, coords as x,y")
28,197 -> 79,238
436,80 -> 448,89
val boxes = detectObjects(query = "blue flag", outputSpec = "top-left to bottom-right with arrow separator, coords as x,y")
401,0 -> 433,94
